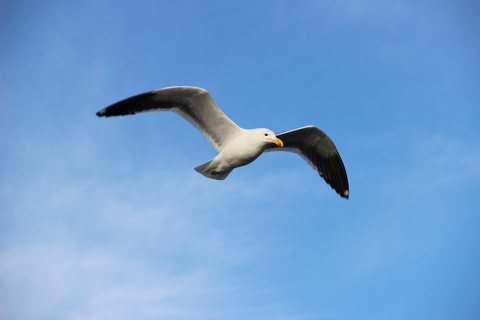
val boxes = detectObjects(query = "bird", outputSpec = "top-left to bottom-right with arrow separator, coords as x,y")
96,86 -> 349,198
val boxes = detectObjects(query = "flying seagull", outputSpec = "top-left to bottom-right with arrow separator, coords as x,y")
96,86 -> 349,198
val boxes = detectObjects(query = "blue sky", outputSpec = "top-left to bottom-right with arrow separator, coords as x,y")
1,0 -> 479,319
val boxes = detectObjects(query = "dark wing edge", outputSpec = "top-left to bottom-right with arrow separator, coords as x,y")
96,88 -> 188,117
265,126 -> 349,199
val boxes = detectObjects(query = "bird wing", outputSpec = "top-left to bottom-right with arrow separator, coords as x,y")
96,86 -> 243,152
264,125 -> 349,198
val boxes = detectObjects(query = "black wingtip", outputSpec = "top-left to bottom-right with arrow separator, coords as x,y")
96,109 -> 107,117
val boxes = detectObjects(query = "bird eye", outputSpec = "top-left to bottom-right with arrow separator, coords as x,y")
264,133 -> 268,136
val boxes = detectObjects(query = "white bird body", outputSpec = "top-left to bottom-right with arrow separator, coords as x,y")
96,86 -> 349,198
194,128 -> 281,180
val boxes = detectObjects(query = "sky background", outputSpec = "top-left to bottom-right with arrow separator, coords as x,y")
1,0 -> 479,319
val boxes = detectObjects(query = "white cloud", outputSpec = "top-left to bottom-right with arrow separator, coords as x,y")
1,244 -> 227,320
1,124 -> 324,319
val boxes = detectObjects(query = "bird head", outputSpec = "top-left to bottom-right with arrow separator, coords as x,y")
258,129 -> 283,147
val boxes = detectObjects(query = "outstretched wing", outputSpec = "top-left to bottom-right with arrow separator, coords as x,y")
265,125 -> 349,198
96,86 -> 243,152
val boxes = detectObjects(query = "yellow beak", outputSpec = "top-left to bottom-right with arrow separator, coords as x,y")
269,137 -> 283,147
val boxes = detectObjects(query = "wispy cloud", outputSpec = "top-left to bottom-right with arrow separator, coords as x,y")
1,244 -> 235,320
1,122 -> 322,319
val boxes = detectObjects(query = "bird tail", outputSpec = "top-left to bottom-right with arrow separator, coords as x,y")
194,160 -> 233,180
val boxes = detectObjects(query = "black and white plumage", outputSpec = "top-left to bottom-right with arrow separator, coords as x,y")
96,86 -> 349,198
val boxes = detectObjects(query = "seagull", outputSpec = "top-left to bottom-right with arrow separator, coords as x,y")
96,86 -> 349,198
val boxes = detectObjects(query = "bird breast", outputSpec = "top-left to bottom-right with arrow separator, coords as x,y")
218,137 -> 265,168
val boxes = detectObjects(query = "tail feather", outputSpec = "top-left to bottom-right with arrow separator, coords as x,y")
194,160 -> 233,180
